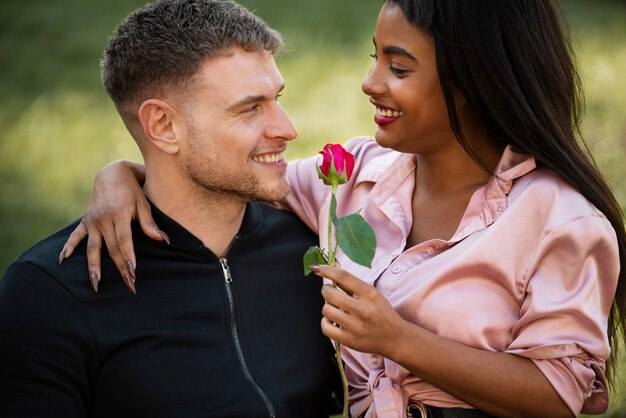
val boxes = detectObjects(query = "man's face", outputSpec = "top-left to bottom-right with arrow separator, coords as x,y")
180,48 -> 297,203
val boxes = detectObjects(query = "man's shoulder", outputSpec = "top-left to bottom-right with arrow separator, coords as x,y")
0,219 -> 93,333
256,202 -> 316,236
14,218 -> 83,272
2,218 -> 86,292
247,202 -> 318,252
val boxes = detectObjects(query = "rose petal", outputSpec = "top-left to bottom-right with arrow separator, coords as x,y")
319,145 -> 333,177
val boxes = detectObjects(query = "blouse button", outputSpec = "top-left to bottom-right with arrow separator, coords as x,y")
391,266 -> 402,274
369,354 -> 383,368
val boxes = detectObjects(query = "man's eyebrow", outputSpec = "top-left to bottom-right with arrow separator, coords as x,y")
226,83 -> 285,112
372,37 -> 418,63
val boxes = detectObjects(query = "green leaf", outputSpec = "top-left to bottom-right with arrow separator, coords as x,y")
334,214 -> 377,268
302,246 -> 329,276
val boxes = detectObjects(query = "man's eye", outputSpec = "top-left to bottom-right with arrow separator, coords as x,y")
246,104 -> 260,113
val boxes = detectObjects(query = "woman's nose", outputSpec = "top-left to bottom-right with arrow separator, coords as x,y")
361,64 -> 386,97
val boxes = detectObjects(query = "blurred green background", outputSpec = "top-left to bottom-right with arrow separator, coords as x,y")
1,0 -> 625,415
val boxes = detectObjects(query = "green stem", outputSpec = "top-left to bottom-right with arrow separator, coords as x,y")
327,187 -> 349,417
336,341 -> 350,418
328,187 -> 337,266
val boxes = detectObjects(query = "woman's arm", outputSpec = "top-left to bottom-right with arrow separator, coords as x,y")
311,264 -> 573,418
60,160 -> 164,293
59,137 -> 376,293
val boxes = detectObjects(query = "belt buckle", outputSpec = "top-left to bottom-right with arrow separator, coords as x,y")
406,400 -> 428,418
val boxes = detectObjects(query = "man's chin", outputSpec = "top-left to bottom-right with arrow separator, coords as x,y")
253,184 -> 290,203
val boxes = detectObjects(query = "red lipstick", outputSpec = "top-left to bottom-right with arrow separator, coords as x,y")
371,101 -> 403,127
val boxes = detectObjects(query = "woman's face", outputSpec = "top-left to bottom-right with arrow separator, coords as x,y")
362,2 -> 459,155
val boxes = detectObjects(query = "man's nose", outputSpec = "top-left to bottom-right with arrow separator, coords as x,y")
266,103 -> 297,141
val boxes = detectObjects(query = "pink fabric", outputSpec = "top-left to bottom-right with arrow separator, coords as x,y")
283,137 -> 619,417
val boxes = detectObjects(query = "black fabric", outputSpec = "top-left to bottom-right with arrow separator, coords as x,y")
0,202 -> 337,418
425,406 -> 496,418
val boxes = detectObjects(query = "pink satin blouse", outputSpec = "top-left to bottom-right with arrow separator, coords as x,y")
283,137 -> 619,417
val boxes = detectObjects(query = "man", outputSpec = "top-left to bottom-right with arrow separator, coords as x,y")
0,0 -> 337,416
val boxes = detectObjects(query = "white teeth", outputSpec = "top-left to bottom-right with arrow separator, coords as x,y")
252,152 -> 284,163
376,107 -> 403,117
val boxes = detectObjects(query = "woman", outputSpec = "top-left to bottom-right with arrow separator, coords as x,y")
61,1 -> 625,416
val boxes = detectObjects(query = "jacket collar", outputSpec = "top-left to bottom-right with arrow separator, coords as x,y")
147,200 -> 263,251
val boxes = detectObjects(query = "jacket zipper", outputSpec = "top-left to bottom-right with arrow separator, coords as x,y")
219,257 -> 277,418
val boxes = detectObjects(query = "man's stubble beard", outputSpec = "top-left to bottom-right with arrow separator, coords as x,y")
184,125 -> 290,204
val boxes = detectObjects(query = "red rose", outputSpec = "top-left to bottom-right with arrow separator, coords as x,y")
317,144 -> 355,186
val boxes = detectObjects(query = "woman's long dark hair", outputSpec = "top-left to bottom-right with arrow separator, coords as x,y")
386,0 -> 625,379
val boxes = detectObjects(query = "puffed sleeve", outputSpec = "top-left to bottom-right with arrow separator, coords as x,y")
281,153 -> 329,234
281,137 -> 379,235
0,261 -> 97,417
506,215 -> 619,415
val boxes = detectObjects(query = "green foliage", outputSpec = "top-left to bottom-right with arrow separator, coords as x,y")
334,213 -> 377,268
1,0 -> 625,414
302,246 -> 328,276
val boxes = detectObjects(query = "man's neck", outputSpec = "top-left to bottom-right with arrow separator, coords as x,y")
144,176 -> 246,258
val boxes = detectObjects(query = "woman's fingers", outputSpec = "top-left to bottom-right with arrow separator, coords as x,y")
136,195 -> 169,244
102,214 -> 136,295
321,283 -> 360,313
311,263 -> 405,356
321,316 -> 348,342
85,227 -> 103,293
60,221 -> 88,262
57,161 -> 160,295
59,219 -> 133,294
310,264 -> 368,297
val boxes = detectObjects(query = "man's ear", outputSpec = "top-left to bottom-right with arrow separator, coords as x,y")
137,99 -> 182,155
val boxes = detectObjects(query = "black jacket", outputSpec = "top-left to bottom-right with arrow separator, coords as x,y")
0,202 -> 337,417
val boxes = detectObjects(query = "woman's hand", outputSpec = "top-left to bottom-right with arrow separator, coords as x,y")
59,161 -> 166,294
310,264 -> 408,358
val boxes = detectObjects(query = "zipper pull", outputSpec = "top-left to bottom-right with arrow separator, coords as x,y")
219,257 -> 232,283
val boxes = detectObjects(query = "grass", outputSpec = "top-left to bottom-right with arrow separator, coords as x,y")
0,0 -> 625,415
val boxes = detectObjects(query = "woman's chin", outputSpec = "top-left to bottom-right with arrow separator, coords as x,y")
374,130 -> 402,151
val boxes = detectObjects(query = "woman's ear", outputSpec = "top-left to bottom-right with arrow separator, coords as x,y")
137,99 -> 181,155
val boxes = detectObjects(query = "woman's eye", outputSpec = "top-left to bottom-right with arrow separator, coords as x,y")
369,53 -> 378,60
390,65 -> 409,76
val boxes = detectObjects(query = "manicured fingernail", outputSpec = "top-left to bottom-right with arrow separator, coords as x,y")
90,272 -> 99,293
124,274 -> 136,295
309,265 -> 320,273
127,260 -> 135,280
156,229 -> 170,245
58,248 -> 67,265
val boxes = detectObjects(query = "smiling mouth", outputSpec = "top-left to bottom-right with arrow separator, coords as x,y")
374,106 -> 403,127
376,107 -> 403,118
252,152 -> 285,163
